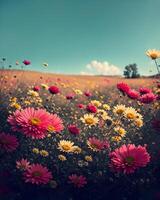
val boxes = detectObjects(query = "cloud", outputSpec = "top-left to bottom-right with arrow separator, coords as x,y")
81,60 -> 121,75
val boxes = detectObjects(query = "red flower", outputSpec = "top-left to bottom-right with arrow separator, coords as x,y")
33,86 -> 40,91
68,125 -> 80,135
127,89 -> 139,99
66,93 -> 75,100
48,86 -> 60,94
84,91 -> 92,97
16,159 -> 31,170
139,93 -> 156,104
139,87 -> 151,95
77,104 -> 85,109
117,82 -> 130,94
86,104 -> 97,113
23,164 -> 52,185
109,144 -> 150,174
23,60 -> 31,65
0,133 -> 19,152
68,174 -> 87,188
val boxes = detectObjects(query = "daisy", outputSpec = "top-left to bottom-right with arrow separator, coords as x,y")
81,114 -> 99,127
16,159 -> 30,170
91,100 -> 102,107
23,164 -> 52,185
113,105 -> 126,115
109,144 -> 150,174
124,107 -> 138,120
0,133 -> 19,152
58,140 -> 74,153
114,127 -> 126,137
146,49 -> 160,60
68,174 -> 87,188
87,137 -> 104,152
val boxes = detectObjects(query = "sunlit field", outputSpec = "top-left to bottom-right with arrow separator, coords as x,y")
0,68 -> 160,200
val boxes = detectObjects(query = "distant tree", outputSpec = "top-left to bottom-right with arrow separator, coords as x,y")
123,63 -> 140,78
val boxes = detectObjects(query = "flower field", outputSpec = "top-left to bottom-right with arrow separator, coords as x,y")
0,69 -> 160,200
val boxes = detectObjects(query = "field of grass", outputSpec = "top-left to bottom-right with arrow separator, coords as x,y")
0,69 -> 160,200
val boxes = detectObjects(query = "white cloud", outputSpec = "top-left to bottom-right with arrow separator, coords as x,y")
81,60 -> 121,75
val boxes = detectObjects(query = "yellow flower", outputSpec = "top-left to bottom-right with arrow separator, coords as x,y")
146,49 -> 160,60
91,100 -> 102,107
111,136 -> 122,142
47,125 -> 56,133
72,146 -> 82,154
81,114 -> 99,127
32,148 -> 39,154
124,107 -> 138,120
41,83 -> 49,90
113,105 -> 126,115
27,90 -> 39,97
74,89 -> 83,95
40,150 -> 49,157
85,155 -> 93,162
114,127 -> 126,137
58,140 -> 74,153
10,97 -> 17,103
10,103 -> 21,109
103,104 -> 110,110
134,119 -> 143,127
24,100 -> 31,105
58,154 -> 67,161
97,109 -> 108,120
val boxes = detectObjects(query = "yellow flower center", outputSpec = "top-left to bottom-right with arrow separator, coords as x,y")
62,144 -> 71,151
116,109 -> 124,114
85,117 -> 94,125
126,113 -> 135,119
47,125 -> 55,133
150,53 -> 158,59
125,156 -> 134,166
33,171 -> 42,177
30,117 -> 41,126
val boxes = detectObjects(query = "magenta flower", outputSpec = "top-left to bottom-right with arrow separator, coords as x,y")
48,86 -> 60,94
68,124 -> 80,135
139,87 -> 152,95
86,104 -> 97,113
0,133 -> 19,152
16,159 -> 30,170
127,89 -> 140,99
117,82 -> 130,94
84,91 -> 92,97
109,144 -> 150,174
68,174 -> 87,188
23,60 -> 31,65
139,93 -> 156,104
23,164 -> 52,185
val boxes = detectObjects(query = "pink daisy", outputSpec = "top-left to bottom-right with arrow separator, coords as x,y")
109,144 -> 150,174
23,164 -> 52,185
127,89 -> 140,99
47,114 -> 64,133
139,93 -> 156,104
68,174 -> 87,188
117,82 -> 130,94
8,108 -> 63,139
0,133 -> 19,152
16,158 -> 30,170
68,124 -> 80,135
87,137 -> 104,151
86,104 -> 97,113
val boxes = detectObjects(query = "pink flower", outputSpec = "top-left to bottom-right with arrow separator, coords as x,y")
48,86 -> 60,94
84,91 -> 92,97
23,60 -> 31,65
68,125 -> 80,135
0,133 -> 19,152
23,164 -> 52,185
103,140 -> 110,149
139,87 -> 152,95
8,108 -> 63,139
33,86 -> 40,91
66,93 -> 75,100
127,89 -> 140,99
139,93 -> 156,104
87,137 -> 104,151
16,159 -> 30,170
86,104 -> 97,113
117,82 -> 130,94
77,104 -> 85,109
68,174 -> 87,188
48,114 -> 64,133
109,144 -> 150,174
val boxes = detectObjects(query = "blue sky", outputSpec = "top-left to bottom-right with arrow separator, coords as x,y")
0,0 -> 160,75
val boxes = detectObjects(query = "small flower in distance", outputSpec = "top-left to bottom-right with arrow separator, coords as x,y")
86,103 -> 97,113
32,148 -> 39,154
84,91 -> 92,97
23,60 -> 31,65
77,104 -> 85,109
58,154 -> 67,161
68,124 -> 80,135
33,86 -> 40,92
16,159 -> 30,170
39,150 -> 49,157
68,174 -> 87,188
127,89 -> 139,100
48,86 -> 60,94
85,155 -> 93,162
